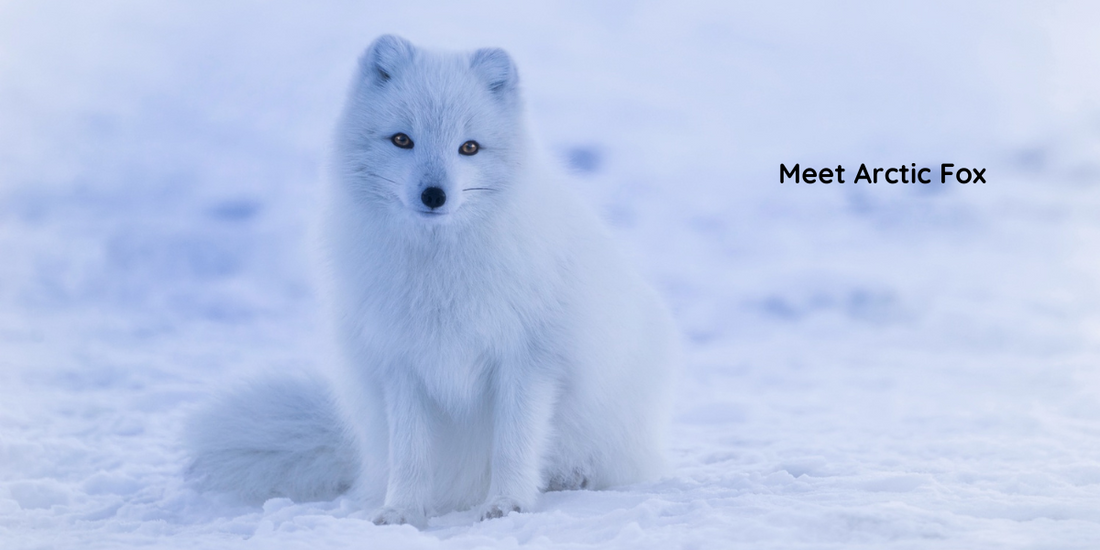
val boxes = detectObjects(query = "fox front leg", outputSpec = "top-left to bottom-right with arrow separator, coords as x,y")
373,377 -> 435,528
482,368 -> 556,521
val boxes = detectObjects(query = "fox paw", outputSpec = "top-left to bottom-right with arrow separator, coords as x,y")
480,496 -> 522,521
372,506 -> 425,528
546,470 -> 589,491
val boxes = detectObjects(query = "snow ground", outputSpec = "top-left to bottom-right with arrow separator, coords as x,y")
3,1 -> 1100,548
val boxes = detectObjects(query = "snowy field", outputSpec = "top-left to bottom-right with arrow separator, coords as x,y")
3,1 -> 1100,548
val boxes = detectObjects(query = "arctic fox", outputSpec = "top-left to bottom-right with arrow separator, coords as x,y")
186,35 -> 676,527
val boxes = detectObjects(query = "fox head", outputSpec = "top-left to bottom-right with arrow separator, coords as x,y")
335,35 -> 526,224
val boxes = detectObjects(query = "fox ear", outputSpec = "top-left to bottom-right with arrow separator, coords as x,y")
361,35 -> 415,85
470,48 -> 518,96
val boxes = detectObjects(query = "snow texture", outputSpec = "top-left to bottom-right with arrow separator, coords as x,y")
3,1 -> 1100,548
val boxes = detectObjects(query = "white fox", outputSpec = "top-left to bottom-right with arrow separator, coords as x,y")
186,35 -> 676,527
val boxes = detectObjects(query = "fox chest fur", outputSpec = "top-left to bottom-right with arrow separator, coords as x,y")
327,200 -> 573,410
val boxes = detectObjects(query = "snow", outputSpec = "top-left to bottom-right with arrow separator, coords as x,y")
3,1 -> 1100,548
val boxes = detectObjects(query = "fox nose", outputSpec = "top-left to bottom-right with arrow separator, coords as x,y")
421,187 -> 446,209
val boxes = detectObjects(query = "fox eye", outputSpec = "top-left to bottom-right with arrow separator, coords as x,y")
459,140 -> 479,156
391,133 -> 413,149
